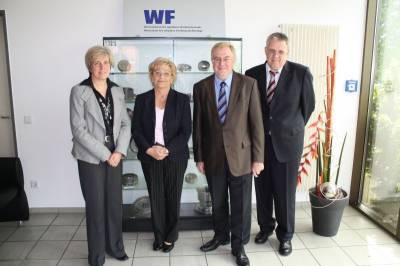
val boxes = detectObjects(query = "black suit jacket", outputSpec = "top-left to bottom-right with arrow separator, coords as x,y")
245,61 -> 315,162
131,89 -> 192,162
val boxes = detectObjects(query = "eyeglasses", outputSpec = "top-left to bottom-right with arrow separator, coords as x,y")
153,71 -> 172,77
212,57 -> 233,64
267,49 -> 287,57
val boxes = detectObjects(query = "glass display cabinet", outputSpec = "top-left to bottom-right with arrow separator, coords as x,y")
103,37 -> 242,231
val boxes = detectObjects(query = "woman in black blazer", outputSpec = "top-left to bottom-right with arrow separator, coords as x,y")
132,57 -> 191,252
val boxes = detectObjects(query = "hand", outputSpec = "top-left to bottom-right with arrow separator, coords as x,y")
252,162 -> 264,177
196,162 -> 205,174
107,152 -> 122,167
146,146 -> 169,160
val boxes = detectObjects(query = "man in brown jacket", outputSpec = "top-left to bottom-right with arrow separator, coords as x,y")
193,42 -> 264,266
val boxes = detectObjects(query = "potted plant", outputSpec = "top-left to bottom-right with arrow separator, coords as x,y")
297,50 -> 349,237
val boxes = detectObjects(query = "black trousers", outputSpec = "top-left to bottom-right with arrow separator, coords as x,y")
255,135 -> 300,242
141,158 -> 187,244
77,160 -> 125,266
206,160 -> 252,252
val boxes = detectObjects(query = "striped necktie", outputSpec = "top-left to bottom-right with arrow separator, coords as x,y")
266,70 -> 277,104
217,81 -> 227,123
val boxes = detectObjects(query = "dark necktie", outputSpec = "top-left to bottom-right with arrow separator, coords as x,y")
217,81 -> 227,123
266,71 -> 277,104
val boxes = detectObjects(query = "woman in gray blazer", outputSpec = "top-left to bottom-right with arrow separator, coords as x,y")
70,46 -> 131,266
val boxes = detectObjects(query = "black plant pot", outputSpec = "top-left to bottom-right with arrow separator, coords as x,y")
309,188 -> 349,237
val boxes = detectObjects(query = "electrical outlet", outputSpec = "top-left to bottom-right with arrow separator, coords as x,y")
30,180 -> 38,188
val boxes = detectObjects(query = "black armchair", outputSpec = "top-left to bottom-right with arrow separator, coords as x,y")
0,157 -> 29,222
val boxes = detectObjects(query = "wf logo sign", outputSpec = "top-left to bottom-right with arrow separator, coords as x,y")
144,10 -> 175,24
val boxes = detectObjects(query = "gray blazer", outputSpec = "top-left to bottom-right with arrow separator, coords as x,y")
70,81 -> 131,164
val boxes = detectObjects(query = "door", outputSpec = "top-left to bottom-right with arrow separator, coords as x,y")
352,0 -> 400,239
0,11 -> 17,157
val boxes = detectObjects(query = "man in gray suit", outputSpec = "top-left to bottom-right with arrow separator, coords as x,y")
245,33 -> 315,256
193,42 -> 264,266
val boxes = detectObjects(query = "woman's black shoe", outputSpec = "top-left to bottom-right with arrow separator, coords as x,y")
162,242 -> 174,252
115,254 -> 129,261
153,241 -> 163,251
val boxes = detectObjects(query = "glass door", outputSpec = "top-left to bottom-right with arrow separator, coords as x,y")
358,0 -> 400,237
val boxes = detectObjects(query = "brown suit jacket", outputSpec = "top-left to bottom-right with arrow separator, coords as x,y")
193,72 -> 264,177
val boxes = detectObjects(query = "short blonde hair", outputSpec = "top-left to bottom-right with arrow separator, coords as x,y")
148,57 -> 177,83
84,46 -> 114,72
211,42 -> 236,59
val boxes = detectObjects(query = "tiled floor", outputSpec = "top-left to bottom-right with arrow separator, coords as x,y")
0,204 -> 399,266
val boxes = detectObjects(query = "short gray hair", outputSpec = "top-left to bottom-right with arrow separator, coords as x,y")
84,46 -> 114,72
211,42 -> 236,59
266,32 -> 289,48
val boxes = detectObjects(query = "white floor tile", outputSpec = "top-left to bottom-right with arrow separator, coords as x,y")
20,260 -> 58,266
297,232 -> 337,248
295,218 -> 313,233
295,208 -> 311,219
277,249 -> 319,266
200,230 -> 214,238
342,215 -> 377,229
132,256 -> 169,266
62,241 -> 88,259
356,228 -> 398,245
27,240 -> 69,260
309,247 -> 355,266
123,232 -> 138,240
342,206 -> 361,217
0,261 -> 21,266
170,255 -> 207,266
332,229 -> 367,246
58,259 -> 88,266
124,239 -> 136,257
52,214 -> 84,226
179,230 -> 202,239
0,241 -> 36,260
0,227 -> 17,242
133,239 -> 168,257
247,251 -> 282,266
8,226 -> 48,241
342,244 -> 400,265
104,257 -> 133,266
137,232 -> 154,240
20,214 -> 56,226
40,225 -> 78,241
246,236 -> 275,252
170,238 -> 204,256
206,253 -> 237,266
72,227 -> 86,241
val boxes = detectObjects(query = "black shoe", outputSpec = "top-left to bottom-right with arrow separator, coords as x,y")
254,231 -> 272,244
115,254 -> 129,261
200,237 -> 230,252
162,242 -> 174,253
153,241 -> 163,251
231,248 -> 250,266
278,240 -> 292,256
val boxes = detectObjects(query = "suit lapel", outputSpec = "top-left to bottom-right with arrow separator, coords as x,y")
82,87 -> 105,129
225,72 -> 242,123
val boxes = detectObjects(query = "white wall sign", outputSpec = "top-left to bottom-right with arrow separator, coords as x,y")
123,0 -> 225,37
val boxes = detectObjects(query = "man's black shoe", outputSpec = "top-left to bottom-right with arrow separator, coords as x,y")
200,238 -> 230,252
278,240 -> 292,256
153,241 -> 163,251
231,248 -> 250,266
254,231 -> 272,244
115,254 -> 129,261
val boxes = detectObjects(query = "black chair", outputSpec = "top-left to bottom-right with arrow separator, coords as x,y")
0,157 -> 29,222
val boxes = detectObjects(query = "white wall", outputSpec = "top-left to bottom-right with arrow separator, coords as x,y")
0,0 -> 366,207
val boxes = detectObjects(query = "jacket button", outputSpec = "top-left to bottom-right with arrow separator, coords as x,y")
269,116 -> 272,120
268,131 -> 271,135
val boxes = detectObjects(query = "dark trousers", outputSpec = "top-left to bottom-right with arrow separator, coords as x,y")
77,160 -> 125,266
141,158 -> 187,244
207,160 -> 252,252
255,136 -> 300,242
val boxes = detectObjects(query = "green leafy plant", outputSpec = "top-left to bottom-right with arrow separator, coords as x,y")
297,50 -> 347,198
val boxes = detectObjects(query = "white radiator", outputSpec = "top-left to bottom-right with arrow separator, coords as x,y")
280,24 -> 339,191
